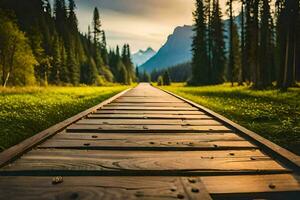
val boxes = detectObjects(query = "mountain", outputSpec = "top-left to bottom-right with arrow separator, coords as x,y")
140,25 -> 194,72
140,15 -> 242,73
132,47 -> 156,67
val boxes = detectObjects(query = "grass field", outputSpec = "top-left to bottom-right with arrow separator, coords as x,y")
160,83 -> 300,155
0,86 -> 129,151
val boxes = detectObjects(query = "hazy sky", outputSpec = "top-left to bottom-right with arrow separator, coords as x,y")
70,0 -> 238,52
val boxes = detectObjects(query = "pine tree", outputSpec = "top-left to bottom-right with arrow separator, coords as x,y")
277,0 -> 299,89
136,67 -> 140,82
239,0 -> 246,85
211,0 -> 225,84
232,22 -> 241,83
244,0 -> 252,84
190,0 -> 210,85
163,70 -> 171,85
93,7 -> 101,46
257,0 -> 273,88
227,0 -> 235,86
49,34 -> 61,84
101,31 -> 109,65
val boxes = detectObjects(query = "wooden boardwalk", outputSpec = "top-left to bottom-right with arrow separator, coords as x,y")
0,83 -> 300,199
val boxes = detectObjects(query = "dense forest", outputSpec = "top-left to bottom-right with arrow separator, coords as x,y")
190,0 -> 300,90
0,0 -> 135,86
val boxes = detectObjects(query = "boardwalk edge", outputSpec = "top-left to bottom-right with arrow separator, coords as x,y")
159,87 -> 300,171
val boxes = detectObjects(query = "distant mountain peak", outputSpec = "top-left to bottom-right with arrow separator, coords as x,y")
137,47 -> 155,54
140,25 -> 194,72
132,47 -> 156,67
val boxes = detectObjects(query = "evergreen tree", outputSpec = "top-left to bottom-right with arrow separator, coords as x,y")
190,0 -> 210,85
257,0 -> 273,88
239,0 -> 246,85
136,67 -> 140,82
244,0 -> 252,84
276,0 -> 299,89
49,34 -> 61,84
227,0 -> 235,86
122,44 -> 135,84
211,0 -> 226,84
163,70 -> 171,85
231,22 -> 241,83
93,7 -> 101,46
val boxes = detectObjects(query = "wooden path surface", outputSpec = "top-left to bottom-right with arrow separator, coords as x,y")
0,83 -> 300,199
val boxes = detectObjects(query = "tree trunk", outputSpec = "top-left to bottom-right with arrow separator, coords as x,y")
3,72 -> 10,87
283,29 -> 290,90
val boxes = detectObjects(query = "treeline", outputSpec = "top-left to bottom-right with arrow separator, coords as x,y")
0,0 -> 135,86
151,62 -> 192,82
190,0 -> 300,90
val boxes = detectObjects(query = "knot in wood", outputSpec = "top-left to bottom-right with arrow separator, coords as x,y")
52,176 -> 63,185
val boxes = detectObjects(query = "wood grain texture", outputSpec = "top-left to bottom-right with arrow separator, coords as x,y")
94,110 -> 205,114
88,114 -> 212,120
76,119 -> 222,126
101,106 -> 199,111
2,149 -> 287,174
107,102 -> 191,107
201,174 -> 300,197
0,176 -> 212,200
66,124 -> 231,133
39,132 -> 256,150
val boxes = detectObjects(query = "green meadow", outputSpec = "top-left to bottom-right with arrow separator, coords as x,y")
0,86 -> 128,151
160,83 -> 300,155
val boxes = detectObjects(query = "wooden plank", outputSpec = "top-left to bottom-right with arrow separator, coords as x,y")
2,149 -> 288,174
107,102 -> 191,107
39,132 -> 256,150
202,174 -> 300,198
0,176 -> 212,200
101,106 -> 198,111
76,119 -> 222,126
51,132 -> 241,140
88,114 -> 212,120
66,124 -> 231,133
114,99 -> 183,103
0,88 -> 132,168
94,110 -> 205,114
161,88 -> 300,169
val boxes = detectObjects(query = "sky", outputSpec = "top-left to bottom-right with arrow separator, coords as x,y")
68,0 -> 239,53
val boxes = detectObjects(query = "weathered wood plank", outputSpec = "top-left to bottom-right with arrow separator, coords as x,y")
76,119 -> 222,126
107,102 -> 191,107
88,114 -> 212,119
101,106 -> 198,111
51,132 -> 242,140
2,149 -> 287,174
94,110 -> 205,114
0,176 -> 212,200
114,98 -> 183,103
39,132 -> 256,150
66,124 -> 231,133
202,174 -> 300,198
